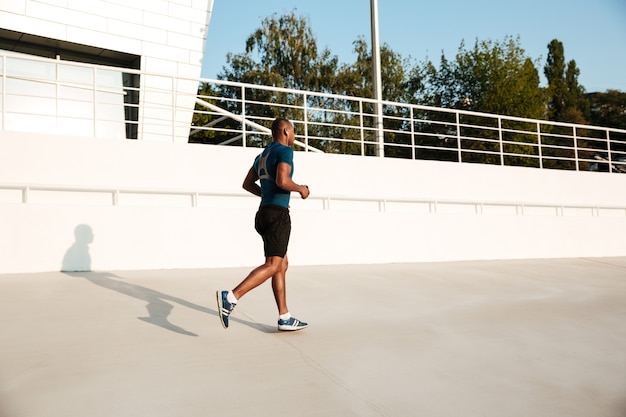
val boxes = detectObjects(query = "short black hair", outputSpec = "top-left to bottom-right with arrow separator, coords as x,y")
271,118 -> 291,139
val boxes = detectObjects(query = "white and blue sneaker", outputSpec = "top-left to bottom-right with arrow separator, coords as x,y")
216,290 -> 236,329
278,316 -> 308,331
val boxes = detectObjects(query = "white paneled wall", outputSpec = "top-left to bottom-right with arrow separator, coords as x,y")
0,0 -> 214,142
2,131 -> 626,273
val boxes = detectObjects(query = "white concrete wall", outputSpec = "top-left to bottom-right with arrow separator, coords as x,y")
0,0 -> 213,142
1,130 -> 626,274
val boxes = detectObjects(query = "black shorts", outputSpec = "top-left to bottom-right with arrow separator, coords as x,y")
254,205 -> 291,258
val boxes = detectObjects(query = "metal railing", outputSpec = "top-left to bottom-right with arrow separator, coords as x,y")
2,51 -> 626,173
192,79 -> 626,173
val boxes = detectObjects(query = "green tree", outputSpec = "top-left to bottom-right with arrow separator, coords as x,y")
587,90 -> 626,168
544,39 -> 589,123
338,37 -> 420,103
422,53 -> 456,108
424,36 -> 544,119
218,11 -> 339,93
588,90 -> 626,130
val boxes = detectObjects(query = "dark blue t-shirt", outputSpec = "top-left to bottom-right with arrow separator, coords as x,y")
253,141 -> 294,208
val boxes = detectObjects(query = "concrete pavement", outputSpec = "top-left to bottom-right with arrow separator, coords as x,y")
1,257 -> 626,417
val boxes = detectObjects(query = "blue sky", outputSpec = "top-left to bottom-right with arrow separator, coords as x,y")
202,0 -> 626,93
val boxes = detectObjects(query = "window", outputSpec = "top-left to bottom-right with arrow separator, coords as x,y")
0,29 -> 140,139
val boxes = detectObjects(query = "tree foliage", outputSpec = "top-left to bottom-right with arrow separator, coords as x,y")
544,39 -> 589,123
588,90 -> 626,130
338,37 -> 421,103
219,11 -> 339,93
423,36 -> 544,119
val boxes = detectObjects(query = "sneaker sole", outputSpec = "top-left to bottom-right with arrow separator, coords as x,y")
278,323 -> 308,331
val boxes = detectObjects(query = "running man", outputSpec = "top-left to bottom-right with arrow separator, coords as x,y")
216,118 -> 310,331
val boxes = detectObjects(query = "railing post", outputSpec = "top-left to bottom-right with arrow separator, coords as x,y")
606,128 -> 613,173
359,100 -> 365,156
138,72 -> 145,140
498,117 -> 504,165
303,92 -> 309,151
1,55 -> 5,131
410,106 -> 416,160
55,56 -> 60,135
93,66 -> 98,137
537,122 -> 543,169
241,85 -> 246,148
172,76 -> 177,143
573,126 -> 579,171
456,111 -> 462,163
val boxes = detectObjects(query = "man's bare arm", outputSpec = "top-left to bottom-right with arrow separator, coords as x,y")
276,162 -> 309,199
242,167 -> 261,197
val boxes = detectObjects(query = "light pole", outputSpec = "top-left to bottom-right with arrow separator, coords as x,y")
370,0 -> 384,157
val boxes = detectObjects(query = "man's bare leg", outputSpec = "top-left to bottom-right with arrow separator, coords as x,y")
271,255 -> 289,315
232,256 -> 283,300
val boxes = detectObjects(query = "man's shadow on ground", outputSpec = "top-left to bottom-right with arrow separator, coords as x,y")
64,271 -> 275,336
65,271 -> 211,336
61,224 -> 274,336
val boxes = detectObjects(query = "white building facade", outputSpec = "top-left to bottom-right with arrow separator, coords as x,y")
0,0 -> 213,142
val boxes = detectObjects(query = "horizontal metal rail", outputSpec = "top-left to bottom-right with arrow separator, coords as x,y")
2,183 -> 625,217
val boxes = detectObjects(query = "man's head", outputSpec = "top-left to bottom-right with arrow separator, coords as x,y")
271,118 -> 295,146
